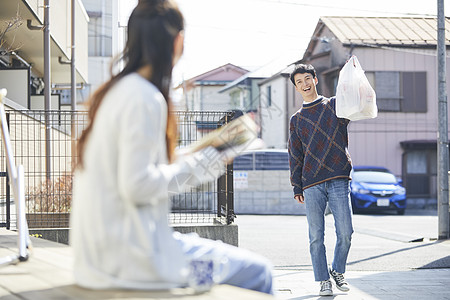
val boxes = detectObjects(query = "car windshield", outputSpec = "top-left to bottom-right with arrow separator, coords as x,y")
352,171 -> 397,184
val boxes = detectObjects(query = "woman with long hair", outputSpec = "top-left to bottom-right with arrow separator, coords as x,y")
70,0 -> 273,294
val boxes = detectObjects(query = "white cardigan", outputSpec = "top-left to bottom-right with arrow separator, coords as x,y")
70,73 -> 195,289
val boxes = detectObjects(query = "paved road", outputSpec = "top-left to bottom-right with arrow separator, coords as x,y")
235,209 -> 450,299
235,209 -> 449,271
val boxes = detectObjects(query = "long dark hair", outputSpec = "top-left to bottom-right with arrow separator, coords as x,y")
76,0 -> 184,168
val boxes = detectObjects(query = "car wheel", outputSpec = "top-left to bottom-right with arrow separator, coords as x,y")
397,209 -> 405,215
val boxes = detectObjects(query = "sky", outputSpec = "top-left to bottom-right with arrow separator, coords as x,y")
120,0 -> 449,86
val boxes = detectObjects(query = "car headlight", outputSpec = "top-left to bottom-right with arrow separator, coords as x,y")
395,186 -> 406,195
352,187 -> 370,194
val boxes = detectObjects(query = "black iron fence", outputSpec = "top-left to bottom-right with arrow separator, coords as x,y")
170,111 -> 237,224
0,109 -> 235,229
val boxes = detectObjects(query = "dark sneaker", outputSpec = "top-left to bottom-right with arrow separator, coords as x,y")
329,268 -> 350,292
319,280 -> 333,296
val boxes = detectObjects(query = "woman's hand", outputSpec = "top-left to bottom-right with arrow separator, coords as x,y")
169,147 -> 226,194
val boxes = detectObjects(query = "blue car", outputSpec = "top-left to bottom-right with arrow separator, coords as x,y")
350,166 -> 407,215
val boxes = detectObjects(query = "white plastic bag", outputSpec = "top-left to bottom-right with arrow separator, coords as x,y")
336,56 -> 377,121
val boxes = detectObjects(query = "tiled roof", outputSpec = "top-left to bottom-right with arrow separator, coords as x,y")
321,16 -> 450,47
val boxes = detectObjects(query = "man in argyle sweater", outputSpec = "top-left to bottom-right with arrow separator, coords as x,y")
288,64 -> 353,296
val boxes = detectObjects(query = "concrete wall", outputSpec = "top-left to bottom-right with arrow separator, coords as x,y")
28,224 -> 239,247
234,170 -> 305,215
173,224 -> 238,247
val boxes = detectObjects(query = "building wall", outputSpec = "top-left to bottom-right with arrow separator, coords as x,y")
81,0 -> 119,95
229,89 -> 242,110
250,79 -> 262,111
287,78 -> 302,119
87,57 -> 112,95
182,65 -> 249,112
224,79 -> 265,113
82,0 -> 114,57
347,47 -> 450,178
260,75 -> 289,149
1,0 -> 89,85
261,30 -> 450,199
187,85 -> 231,111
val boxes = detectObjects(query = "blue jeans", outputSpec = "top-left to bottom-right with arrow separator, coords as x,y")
174,232 -> 274,294
303,178 -> 353,281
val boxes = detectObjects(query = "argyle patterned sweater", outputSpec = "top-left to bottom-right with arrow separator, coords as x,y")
288,96 -> 352,196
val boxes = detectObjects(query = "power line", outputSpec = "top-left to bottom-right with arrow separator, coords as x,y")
181,0 -> 441,37
252,0 -> 438,17
354,42 -> 450,58
184,23 -> 305,39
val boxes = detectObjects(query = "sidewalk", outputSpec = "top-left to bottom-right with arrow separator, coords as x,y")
236,212 -> 450,299
273,267 -> 450,299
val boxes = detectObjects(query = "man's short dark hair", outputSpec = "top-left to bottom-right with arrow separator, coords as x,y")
289,64 -> 316,86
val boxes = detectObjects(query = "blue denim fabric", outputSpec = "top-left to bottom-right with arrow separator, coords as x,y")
303,178 -> 353,281
174,232 -> 274,294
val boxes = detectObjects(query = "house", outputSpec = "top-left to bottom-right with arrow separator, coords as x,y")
0,0 -> 89,110
0,1 -> 90,226
257,64 -> 299,149
179,63 -> 249,111
259,16 -> 450,201
219,60 -> 288,114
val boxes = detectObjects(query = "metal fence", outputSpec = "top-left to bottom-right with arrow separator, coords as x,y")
170,111 -> 236,225
0,109 -> 235,229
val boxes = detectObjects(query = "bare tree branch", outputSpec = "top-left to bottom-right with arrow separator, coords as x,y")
0,4 -> 24,54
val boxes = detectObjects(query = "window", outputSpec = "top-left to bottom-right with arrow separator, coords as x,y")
365,71 -> 427,113
266,86 -> 272,107
87,11 -> 113,57
352,171 -> 398,184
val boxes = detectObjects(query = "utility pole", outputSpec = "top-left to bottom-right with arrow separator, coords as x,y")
437,0 -> 449,240
44,0 -> 51,181
71,0 -> 76,112
71,0 -> 77,167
